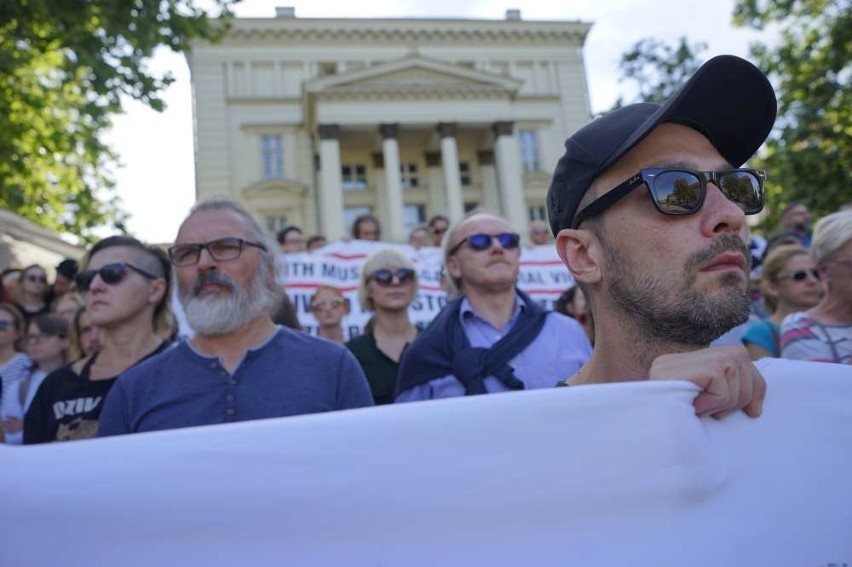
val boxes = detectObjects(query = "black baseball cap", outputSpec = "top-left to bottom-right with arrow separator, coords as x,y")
56,259 -> 79,280
546,55 -> 777,235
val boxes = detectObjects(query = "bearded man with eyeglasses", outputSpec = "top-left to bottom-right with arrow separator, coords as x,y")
98,198 -> 372,437
395,211 -> 593,402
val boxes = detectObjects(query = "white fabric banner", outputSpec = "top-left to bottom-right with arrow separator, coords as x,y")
279,241 -> 573,338
1,359 -> 850,566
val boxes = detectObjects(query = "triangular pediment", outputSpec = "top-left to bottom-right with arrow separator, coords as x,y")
306,56 -> 520,98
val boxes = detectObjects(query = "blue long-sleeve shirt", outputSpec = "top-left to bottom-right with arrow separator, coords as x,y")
396,296 -> 592,402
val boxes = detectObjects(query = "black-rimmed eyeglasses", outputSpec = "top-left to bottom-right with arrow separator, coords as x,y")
571,168 -> 766,229
168,237 -> 267,267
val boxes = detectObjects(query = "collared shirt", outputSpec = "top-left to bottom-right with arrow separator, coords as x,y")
396,295 -> 592,402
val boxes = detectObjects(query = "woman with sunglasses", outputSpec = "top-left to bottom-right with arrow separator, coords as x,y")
346,250 -> 420,405
2,313 -> 69,444
781,211 -> 852,364
13,264 -> 51,327
0,303 -> 30,442
23,236 -> 173,443
741,244 -> 823,360
309,285 -> 350,344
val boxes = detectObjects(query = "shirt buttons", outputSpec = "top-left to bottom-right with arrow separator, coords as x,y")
226,408 -> 235,416
226,394 -> 234,402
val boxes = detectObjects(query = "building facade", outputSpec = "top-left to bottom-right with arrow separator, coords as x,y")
187,8 -> 592,242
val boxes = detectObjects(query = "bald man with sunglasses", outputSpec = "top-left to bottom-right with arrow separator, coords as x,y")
395,211 -> 592,402
548,55 -> 775,417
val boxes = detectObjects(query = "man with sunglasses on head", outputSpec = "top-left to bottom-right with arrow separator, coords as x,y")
395,211 -> 592,402
98,198 -> 372,437
546,55 -> 784,416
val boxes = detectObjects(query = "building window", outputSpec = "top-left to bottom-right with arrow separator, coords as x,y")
341,164 -> 368,190
459,161 -> 472,186
266,216 -> 289,233
464,202 -> 479,213
403,205 -> 426,235
529,205 -> 547,221
400,163 -> 419,189
518,129 -> 540,173
318,62 -> 337,76
261,135 -> 284,179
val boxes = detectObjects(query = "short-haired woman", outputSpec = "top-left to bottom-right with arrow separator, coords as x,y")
24,236 -> 173,443
2,313 -> 69,444
346,249 -> 420,405
309,285 -> 350,344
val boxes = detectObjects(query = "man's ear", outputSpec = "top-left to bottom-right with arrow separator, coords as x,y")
555,228 -> 602,285
446,255 -> 462,281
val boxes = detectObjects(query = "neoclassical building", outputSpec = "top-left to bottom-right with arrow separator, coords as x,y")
187,8 -> 592,242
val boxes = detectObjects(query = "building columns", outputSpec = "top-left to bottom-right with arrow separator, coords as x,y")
492,121 -> 529,237
317,124 -> 344,240
379,123 -> 405,242
438,122 -> 465,223
477,150 -> 500,213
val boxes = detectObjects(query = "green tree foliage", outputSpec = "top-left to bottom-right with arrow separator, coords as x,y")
0,0 -> 236,243
733,0 -> 851,225
609,37 -> 708,109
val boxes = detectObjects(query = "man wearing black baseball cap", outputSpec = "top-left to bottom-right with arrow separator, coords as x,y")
53,258 -> 79,299
548,55 -> 777,417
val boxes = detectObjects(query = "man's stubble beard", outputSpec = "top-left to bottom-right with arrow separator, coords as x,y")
604,233 -> 752,348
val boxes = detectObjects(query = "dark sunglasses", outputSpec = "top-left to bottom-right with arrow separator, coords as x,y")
571,168 -> 766,229
370,268 -> 416,286
779,269 -> 820,282
24,331 -> 66,344
448,232 -> 520,256
26,274 -> 47,284
75,263 -> 160,292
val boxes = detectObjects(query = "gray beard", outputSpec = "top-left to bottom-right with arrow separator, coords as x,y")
181,271 -> 273,336
605,234 -> 752,348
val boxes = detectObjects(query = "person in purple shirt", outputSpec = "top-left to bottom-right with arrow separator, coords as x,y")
395,212 -> 593,402
98,199 -> 372,436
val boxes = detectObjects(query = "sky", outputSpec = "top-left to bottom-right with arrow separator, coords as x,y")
104,0 -> 768,244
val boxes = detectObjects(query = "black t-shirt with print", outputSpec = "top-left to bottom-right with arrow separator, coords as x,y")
23,342 -> 170,444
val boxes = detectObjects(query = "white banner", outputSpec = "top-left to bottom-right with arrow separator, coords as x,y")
279,241 -> 573,338
1,358 -> 850,565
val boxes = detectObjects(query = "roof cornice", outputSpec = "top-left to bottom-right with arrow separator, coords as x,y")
217,17 -> 591,46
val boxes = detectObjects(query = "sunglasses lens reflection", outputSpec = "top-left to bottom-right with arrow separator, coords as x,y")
651,171 -> 703,214
719,171 -> 763,212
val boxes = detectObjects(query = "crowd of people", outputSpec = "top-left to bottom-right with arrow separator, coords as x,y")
1,54 -> 850,447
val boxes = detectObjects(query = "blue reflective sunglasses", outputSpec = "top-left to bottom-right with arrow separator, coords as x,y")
448,232 -> 521,256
